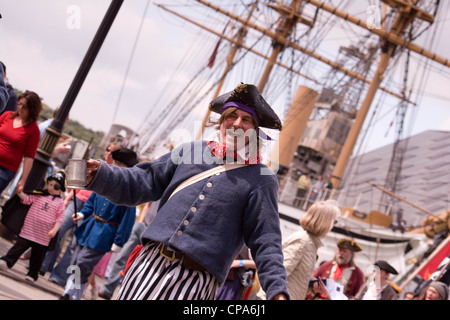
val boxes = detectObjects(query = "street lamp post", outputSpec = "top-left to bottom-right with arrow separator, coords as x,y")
24,0 -> 124,192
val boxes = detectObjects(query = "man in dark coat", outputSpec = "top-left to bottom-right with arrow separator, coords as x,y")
355,260 -> 399,300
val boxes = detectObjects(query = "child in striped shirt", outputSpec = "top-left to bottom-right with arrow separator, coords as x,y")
0,171 -> 66,282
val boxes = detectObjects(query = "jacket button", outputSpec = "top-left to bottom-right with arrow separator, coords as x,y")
199,194 -> 205,200
206,182 -> 212,188
191,207 -> 197,212
184,220 -> 189,226
177,230 -> 183,236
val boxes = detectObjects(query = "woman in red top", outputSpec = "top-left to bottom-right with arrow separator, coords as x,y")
0,90 -> 41,194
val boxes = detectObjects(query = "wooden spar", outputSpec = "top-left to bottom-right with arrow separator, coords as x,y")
304,0 -> 450,68
400,234 -> 450,290
194,0 -> 415,103
156,3 -> 319,85
257,0 -> 304,91
367,181 -> 445,222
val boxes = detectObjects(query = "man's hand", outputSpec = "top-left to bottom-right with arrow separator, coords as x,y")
86,159 -> 101,185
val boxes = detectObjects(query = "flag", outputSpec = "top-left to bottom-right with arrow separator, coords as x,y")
207,23 -> 228,68
418,239 -> 450,280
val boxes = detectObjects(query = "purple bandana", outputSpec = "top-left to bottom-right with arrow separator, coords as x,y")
221,101 -> 261,125
221,101 -> 273,140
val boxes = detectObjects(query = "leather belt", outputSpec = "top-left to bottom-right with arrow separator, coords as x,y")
154,241 -> 207,272
92,213 -> 119,227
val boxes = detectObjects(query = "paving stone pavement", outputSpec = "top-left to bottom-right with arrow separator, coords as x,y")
0,228 -> 112,300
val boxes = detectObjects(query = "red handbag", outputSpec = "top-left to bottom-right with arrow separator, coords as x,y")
119,244 -> 143,276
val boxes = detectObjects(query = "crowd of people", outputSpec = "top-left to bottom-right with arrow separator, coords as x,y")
0,76 -> 449,300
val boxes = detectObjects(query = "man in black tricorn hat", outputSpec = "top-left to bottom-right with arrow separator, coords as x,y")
355,260 -> 399,300
82,83 -> 289,300
206,82 -> 281,166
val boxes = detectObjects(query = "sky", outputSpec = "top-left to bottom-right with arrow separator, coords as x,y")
1,0 -> 449,156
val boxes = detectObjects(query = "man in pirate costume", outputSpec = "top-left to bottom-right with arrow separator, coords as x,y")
355,260 -> 399,300
83,83 -> 289,300
307,238 -> 365,299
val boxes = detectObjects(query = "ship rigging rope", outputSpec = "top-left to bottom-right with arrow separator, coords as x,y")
139,2 -> 286,153
269,0 -> 349,128
144,0 -> 348,139
138,5 -> 233,150
141,27 -> 270,153
340,0 -> 443,199
138,37 -> 207,135
139,0 -> 446,158
137,22 -> 216,148
111,0 -> 151,128
137,27 -> 208,140
136,2 -> 222,142
343,78 -> 403,198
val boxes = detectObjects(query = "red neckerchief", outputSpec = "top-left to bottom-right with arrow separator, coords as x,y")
206,141 -> 262,165
333,263 -> 350,280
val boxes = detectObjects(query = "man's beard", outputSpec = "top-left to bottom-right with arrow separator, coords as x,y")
335,254 -> 352,265
224,128 -> 258,155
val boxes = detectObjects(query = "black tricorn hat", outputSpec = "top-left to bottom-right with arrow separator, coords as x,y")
209,83 -> 282,131
46,170 -> 66,192
374,260 -> 398,275
112,147 -> 138,167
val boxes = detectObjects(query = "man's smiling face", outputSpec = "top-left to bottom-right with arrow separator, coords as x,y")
220,108 -> 257,150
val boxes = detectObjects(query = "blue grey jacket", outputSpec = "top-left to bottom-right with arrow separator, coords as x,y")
87,140 -> 289,299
